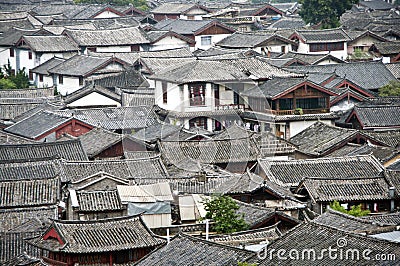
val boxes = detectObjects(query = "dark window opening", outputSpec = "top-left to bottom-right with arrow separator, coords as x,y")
162,81 -> 168,104
39,74 -> 43,82
9,48 -> 14,57
79,77 -> 83,86
296,98 -> 327,109
28,51 -> 32,60
279,98 -> 293,110
189,117 -> 207,130
310,42 -> 344,52
189,83 -> 206,106
58,75 -> 63,84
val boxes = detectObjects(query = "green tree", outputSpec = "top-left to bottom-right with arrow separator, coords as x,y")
0,78 -> 17,89
298,0 -> 359,28
10,68 -> 29,89
379,80 -> 400,97
74,0 -> 148,11
204,195 -> 249,234
329,200 -> 370,217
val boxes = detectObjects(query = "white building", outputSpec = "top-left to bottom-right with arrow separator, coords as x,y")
290,28 -> 351,60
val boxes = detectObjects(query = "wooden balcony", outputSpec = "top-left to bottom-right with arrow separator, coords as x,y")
215,104 -> 245,111
270,108 -> 330,116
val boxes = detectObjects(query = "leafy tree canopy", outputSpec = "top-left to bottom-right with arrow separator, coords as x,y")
330,200 -> 370,217
204,195 -> 249,234
298,0 -> 358,28
379,80 -> 400,97
73,0 -> 148,11
0,61 -> 30,90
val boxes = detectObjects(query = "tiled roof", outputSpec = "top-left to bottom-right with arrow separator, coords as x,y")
294,28 -> 351,43
0,139 -> 88,162
0,100 -> 49,121
60,157 -> 169,182
75,190 -> 123,212
361,131 -> 400,149
258,222 -> 400,265
151,3 -> 208,14
78,127 -> 126,157
52,106 -> 158,131
0,27 -> 39,46
4,110 -> 74,139
0,87 -> 54,99
0,205 -> 56,232
0,231 -> 45,264
48,54 -> 118,76
258,155 -> 384,187
325,144 -> 399,164
212,170 -> 264,194
1,253 -> 44,266
386,63 -> 400,79
290,121 -> 359,156
12,102 -> 65,123
383,170 -> 400,197
64,26 -> 149,46
210,223 -> 281,247
267,17 -> 305,29
149,59 -> 250,83
0,130 -> 32,145
159,136 -> 260,167
362,211 -> 400,225
0,176 -> 60,208
242,76 -> 336,99
235,200 -> 294,228
20,35 -> 78,52
216,32 -> 292,48
0,159 -> 61,181
132,121 -> 181,143
359,0 -> 394,11
156,19 -> 234,35
297,176 -> 391,202
213,57 -> 299,79
63,84 -> 121,105
313,208 -> 393,233
31,57 -> 65,75
372,41 -> 400,55
145,30 -> 195,44
278,51 -> 345,65
117,182 -> 173,202
30,215 -> 165,253
92,68 -> 148,89
135,233 -> 256,266
287,61 -> 397,90
350,104 -> 400,128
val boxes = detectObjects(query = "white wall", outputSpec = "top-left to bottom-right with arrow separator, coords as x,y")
17,49 -> 35,75
289,119 -> 334,138
195,34 -> 231,50
297,42 -> 348,60
93,10 -> 121,18
33,73 -> 54,88
0,47 -> 15,71
149,36 -> 189,51
67,91 -> 121,107
56,75 -> 80,95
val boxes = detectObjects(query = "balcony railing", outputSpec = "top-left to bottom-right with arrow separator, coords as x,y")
269,108 -> 330,115
215,104 -> 245,111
